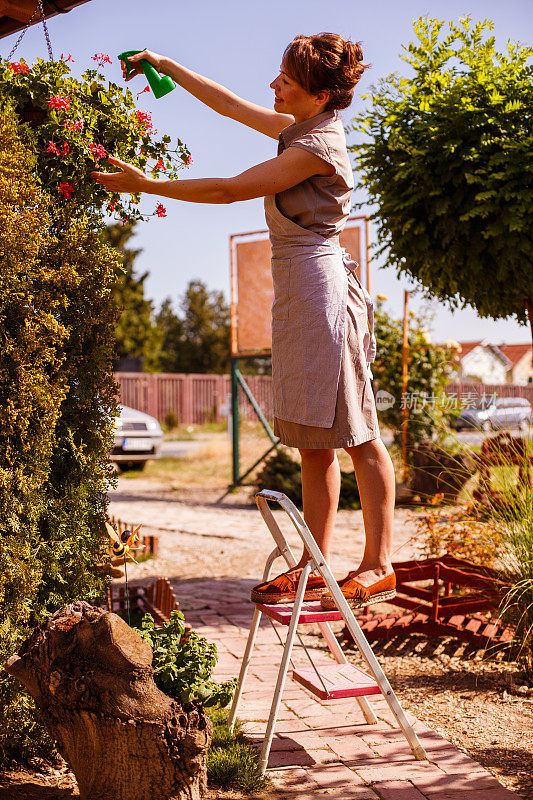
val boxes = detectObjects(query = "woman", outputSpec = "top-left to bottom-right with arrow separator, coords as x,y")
92,33 -> 396,611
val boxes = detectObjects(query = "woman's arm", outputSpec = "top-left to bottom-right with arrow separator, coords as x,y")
124,51 -> 294,139
92,149 -> 335,203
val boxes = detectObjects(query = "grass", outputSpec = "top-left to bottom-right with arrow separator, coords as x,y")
207,707 -> 270,794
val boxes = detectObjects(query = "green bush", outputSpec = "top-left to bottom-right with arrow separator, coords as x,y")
255,448 -> 361,510
0,103 -> 119,764
137,611 -> 236,708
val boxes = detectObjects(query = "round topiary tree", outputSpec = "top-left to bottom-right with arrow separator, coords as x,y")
350,17 -> 533,347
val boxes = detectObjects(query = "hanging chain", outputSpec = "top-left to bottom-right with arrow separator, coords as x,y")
7,0 -> 54,62
7,4 -> 40,61
37,0 -> 54,61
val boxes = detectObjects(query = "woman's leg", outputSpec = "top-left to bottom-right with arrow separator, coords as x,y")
291,447 -> 341,571
344,438 -> 395,586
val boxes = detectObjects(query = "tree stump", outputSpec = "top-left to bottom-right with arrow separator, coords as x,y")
4,601 -> 212,800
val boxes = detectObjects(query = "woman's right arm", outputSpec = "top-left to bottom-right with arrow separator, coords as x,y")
123,51 -> 294,140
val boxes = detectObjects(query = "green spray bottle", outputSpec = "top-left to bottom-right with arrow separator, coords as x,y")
118,50 -> 176,99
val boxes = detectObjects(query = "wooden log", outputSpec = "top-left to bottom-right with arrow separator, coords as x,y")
4,601 -> 211,800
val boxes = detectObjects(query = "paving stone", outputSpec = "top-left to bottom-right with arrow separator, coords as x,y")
349,762 -> 447,784
267,749 -> 325,768
372,780 -> 427,799
320,734 -> 376,761
267,766 -> 320,791
305,761 -> 365,788
411,770 -> 514,795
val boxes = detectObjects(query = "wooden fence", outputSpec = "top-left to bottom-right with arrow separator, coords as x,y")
114,373 -> 533,425
114,371 -> 274,424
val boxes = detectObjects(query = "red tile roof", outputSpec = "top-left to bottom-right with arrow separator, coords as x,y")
497,343 -> 532,368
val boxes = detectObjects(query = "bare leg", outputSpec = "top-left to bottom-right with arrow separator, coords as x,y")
344,438 -> 395,587
291,448 -> 340,571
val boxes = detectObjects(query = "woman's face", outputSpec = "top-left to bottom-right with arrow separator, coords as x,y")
270,60 -> 329,119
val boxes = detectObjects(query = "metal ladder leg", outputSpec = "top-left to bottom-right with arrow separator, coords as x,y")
255,491 -> 427,762
259,561 -> 313,775
228,546 -> 283,731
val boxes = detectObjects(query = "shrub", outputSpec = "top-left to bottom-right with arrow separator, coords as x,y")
254,449 -> 361,510
412,495 -> 502,566
164,407 -> 180,431
0,103 -> 119,764
372,298 -> 460,451
137,611 -> 236,708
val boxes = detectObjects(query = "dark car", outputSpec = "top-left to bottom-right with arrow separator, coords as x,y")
454,397 -> 532,433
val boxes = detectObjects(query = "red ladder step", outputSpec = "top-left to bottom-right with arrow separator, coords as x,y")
292,663 -> 381,700
256,600 -> 342,625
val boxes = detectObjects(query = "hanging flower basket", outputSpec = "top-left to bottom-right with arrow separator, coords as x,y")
19,101 -> 46,126
0,55 -> 192,224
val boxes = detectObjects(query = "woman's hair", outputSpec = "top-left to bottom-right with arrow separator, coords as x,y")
282,33 -> 370,111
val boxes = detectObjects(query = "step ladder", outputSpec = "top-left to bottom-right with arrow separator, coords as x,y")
228,489 -> 428,775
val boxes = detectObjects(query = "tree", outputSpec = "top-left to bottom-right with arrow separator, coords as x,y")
372,298 -> 460,450
156,298 -> 184,373
157,281 -> 230,374
101,222 -> 163,370
351,17 -> 533,349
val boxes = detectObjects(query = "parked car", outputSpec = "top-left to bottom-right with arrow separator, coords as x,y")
111,404 -> 163,471
454,397 -> 532,433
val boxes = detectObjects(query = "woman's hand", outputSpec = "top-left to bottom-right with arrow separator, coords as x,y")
91,156 -> 150,194
121,50 -> 164,81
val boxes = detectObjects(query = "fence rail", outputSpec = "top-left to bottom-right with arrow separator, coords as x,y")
114,372 -> 533,425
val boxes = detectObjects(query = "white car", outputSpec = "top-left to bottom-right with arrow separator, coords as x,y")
111,405 -> 163,471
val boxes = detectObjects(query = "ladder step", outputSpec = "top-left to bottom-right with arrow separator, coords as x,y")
256,600 -> 343,625
292,663 -> 381,700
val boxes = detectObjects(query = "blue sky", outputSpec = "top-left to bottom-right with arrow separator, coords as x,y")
3,0 -> 532,345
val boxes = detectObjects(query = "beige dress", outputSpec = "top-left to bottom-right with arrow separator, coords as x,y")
264,110 -> 380,449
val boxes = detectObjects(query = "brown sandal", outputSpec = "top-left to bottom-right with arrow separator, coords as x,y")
320,572 -> 396,610
250,570 -> 326,605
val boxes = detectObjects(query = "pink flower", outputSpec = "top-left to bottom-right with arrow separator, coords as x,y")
154,158 -> 165,170
154,203 -> 167,218
47,141 -> 59,155
64,118 -> 84,132
59,182 -> 74,199
134,110 -> 153,131
186,155 -> 193,166
136,85 -> 150,99
60,53 -> 75,63
60,140 -> 69,156
8,61 -> 29,74
48,94 -> 70,110
88,142 -> 107,159
92,53 -> 112,67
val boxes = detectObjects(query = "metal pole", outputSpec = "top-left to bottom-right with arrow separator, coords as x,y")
231,357 -> 240,486
365,216 -> 371,293
402,290 -> 410,484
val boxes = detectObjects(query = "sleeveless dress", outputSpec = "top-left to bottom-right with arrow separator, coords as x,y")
264,109 -> 380,449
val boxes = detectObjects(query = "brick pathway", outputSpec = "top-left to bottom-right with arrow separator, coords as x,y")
176,579 -> 521,800
109,480 -> 521,799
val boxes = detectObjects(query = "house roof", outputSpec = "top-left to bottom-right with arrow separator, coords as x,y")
0,1 -> 91,40
497,343 -> 532,368
446,340 -> 529,370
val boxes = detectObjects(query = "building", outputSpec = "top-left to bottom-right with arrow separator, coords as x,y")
448,340 -> 533,385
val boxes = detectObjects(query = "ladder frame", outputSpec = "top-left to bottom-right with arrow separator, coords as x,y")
228,489 -> 427,774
